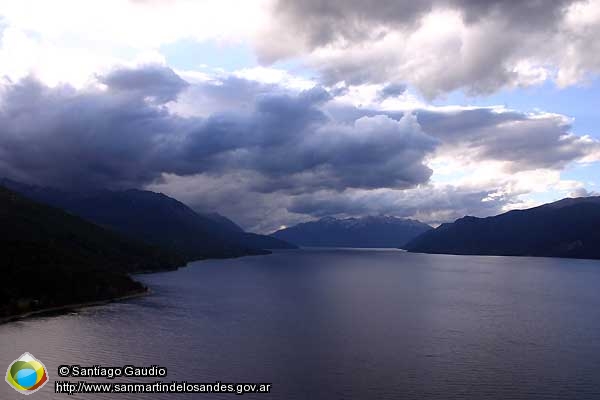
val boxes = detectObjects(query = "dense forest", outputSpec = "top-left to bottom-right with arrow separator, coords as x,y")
0,186 -> 184,319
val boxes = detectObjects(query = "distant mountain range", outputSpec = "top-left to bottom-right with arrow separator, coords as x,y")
0,185 -> 184,318
2,179 -> 295,261
271,215 -> 432,248
406,196 -> 600,259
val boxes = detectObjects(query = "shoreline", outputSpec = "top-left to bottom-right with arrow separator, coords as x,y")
0,250 -> 274,326
0,288 -> 150,325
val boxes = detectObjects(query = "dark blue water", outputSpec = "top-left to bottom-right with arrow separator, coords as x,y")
2,249 -> 600,399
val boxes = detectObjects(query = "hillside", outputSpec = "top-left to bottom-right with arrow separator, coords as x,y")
406,197 -> 600,259
0,186 -> 184,318
2,180 -> 295,261
271,215 -> 432,248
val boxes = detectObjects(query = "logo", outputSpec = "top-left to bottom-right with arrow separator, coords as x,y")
6,353 -> 49,395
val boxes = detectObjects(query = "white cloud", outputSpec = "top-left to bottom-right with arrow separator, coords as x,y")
0,0 -> 269,47
1,0 -> 599,97
0,0 -> 271,87
328,83 -> 426,111
259,0 -> 600,97
232,66 -> 315,90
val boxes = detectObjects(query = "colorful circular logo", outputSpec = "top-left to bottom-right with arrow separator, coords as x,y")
5,353 -> 49,395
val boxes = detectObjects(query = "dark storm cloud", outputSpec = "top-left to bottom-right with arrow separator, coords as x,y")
175,77 -> 599,180
170,84 -> 437,193
100,64 -> 189,103
0,66 -> 437,193
0,76 -> 180,189
244,113 -> 437,192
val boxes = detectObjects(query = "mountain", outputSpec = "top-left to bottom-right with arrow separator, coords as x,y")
196,210 -> 295,250
406,197 -> 600,260
271,215 -> 432,248
0,186 -> 184,318
198,211 -> 244,232
1,179 -> 295,261
238,232 -> 297,250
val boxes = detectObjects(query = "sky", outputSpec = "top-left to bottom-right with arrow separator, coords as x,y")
0,0 -> 599,233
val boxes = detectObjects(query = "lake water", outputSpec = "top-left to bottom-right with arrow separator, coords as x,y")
2,249 -> 600,399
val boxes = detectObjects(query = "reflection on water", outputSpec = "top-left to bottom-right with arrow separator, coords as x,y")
1,249 -> 600,399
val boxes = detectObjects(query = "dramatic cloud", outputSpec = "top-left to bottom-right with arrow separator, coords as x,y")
417,108 -> 599,171
326,104 -> 600,173
0,65 -> 598,232
0,76 -> 179,188
1,1 -> 598,97
0,66 -> 437,194
0,2 -> 598,233
268,0 -> 573,47
258,0 -> 600,96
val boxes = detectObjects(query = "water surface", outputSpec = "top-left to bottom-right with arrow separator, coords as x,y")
2,249 -> 600,399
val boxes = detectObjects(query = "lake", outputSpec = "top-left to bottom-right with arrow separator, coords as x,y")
2,249 -> 600,399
